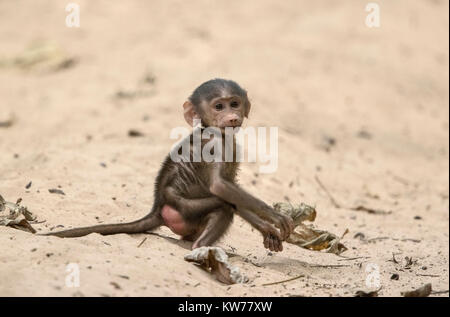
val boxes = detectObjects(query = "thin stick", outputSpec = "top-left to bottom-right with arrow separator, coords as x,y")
416,273 -> 440,277
400,238 -> 421,243
367,236 -> 390,242
137,237 -> 147,248
314,175 -> 341,208
337,256 -> 370,261
262,274 -> 305,286
309,264 -> 350,268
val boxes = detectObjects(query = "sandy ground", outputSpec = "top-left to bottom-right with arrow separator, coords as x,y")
0,0 -> 448,297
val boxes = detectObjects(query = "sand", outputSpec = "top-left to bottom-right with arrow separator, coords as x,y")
0,0 -> 448,297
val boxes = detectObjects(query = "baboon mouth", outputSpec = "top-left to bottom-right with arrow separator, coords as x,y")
222,124 -> 241,129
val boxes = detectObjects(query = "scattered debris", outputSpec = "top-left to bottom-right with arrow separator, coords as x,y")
390,253 -> 399,264
337,256 -> 370,261
357,129 -> 372,140
262,274 -> 305,286
128,129 -> 145,137
401,283 -> 432,297
273,202 -> 348,255
308,264 -> 351,268
416,273 -> 440,278
49,224 -> 64,231
400,238 -> 421,243
314,175 -> 391,215
25,181 -> 32,189
184,246 -> 248,284
387,171 -> 409,186
350,205 -> 392,215
48,188 -> 65,195
114,87 -> 156,100
367,236 -> 389,243
141,72 -> 156,85
110,281 -> 122,290
0,195 -> 37,233
318,135 -> 337,152
404,256 -> 417,269
0,115 -> 15,128
368,236 -> 420,244
137,237 -> 147,248
0,41 -> 77,72
314,175 -> 341,209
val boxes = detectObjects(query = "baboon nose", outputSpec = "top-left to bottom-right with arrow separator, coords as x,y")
227,119 -> 240,127
226,114 -> 240,126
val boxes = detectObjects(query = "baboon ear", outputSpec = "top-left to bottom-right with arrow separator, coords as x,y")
244,100 -> 251,118
183,101 -> 197,126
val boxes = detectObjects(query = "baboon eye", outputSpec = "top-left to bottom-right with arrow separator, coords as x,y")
230,101 -> 239,108
215,103 -> 224,110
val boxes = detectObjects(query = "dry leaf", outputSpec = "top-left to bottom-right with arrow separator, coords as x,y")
0,195 -> 37,233
184,247 -> 248,284
273,202 -> 348,255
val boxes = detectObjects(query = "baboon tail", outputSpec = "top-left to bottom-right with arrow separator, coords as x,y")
40,211 -> 162,238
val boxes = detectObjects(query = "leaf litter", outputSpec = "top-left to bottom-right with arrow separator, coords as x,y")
0,195 -> 38,233
185,202 -> 349,285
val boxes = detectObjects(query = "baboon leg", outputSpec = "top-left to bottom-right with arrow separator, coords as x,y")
191,208 -> 233,249
165,186 -> 227,220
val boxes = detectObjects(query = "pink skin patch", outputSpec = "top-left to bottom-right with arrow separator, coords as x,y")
161,204 -> 192,236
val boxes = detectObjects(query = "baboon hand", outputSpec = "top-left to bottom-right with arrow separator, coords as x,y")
261,222 -> 284,252
263,210 -> 294,241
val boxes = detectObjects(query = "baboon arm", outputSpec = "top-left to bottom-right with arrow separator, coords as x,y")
208,165 -> 293,240
236,208 -> 284,252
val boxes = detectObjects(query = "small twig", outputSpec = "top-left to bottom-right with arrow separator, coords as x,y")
137,237 -> 147,248
350,205 -> 392,215
369,237 -> 421,243
314,175 -> 391,215
248,260 -> 262,268
337,256 -> 370,261
416,273 -> 440,277
399,238 -> 421,243
30,220 -> 46,224
387,172 -> 409,186
314,175 -> 341,208
262,274 -> 305,286
309,264 -> 351,268
367,236 -> 390,242
389,253 -> 399,264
